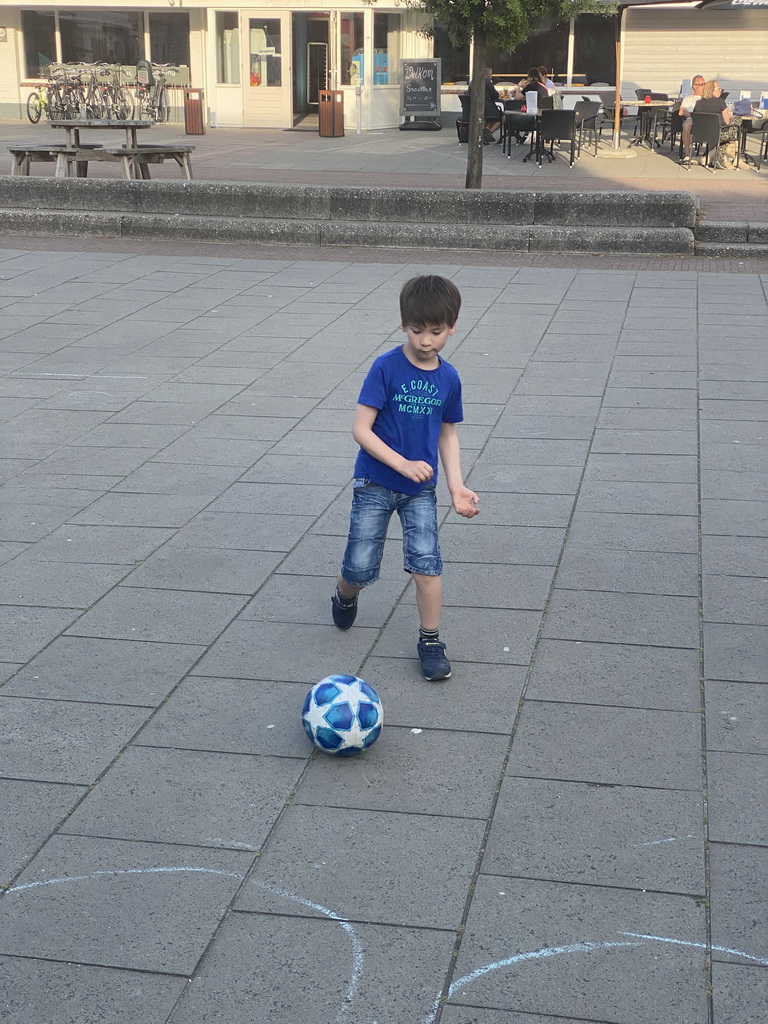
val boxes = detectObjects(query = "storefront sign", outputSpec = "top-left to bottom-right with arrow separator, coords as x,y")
400,59 -> 441,116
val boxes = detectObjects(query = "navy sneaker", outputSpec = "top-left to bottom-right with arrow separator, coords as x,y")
331,591 -> 358,630
417,639 -> 452,681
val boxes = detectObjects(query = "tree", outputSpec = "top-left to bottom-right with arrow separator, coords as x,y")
368,1 -> 612,189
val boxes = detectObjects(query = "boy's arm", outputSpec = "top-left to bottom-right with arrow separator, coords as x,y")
353,404 -> 433,484
438,421 -> 480,518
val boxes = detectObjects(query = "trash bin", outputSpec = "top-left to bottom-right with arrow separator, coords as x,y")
319,90 -> 344,137
183,88 -> 206,135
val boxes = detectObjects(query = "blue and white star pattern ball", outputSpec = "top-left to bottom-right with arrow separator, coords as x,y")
302,674 -> 383,757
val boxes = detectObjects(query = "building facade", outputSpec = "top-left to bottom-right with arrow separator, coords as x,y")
0,3 -> 765,129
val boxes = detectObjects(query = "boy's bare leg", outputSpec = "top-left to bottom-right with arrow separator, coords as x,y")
413,574 -> 451,680
413,573 -> 442,632
336,575 -> 361,601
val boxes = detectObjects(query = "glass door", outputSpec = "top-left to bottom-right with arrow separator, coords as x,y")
242,11 -> 289,127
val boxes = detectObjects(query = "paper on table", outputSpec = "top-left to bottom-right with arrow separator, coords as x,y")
525,91 -> 538,115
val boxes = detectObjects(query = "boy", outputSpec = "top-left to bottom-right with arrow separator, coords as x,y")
331,275 -> 479,681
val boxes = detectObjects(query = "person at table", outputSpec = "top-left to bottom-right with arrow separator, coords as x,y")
695,80 -> 741,169
679,74 -> 705,165
537,66 -> 557,94
517,69 -> 549,106
482,67 -> 502,137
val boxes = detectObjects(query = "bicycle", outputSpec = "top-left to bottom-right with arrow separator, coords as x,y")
135,61 -> 174,122
25,84 -> 50,123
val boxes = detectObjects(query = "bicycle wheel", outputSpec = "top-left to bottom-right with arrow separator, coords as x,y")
155,85 -> 170,124
26,92 -> 42,124
115,87 -> 134,121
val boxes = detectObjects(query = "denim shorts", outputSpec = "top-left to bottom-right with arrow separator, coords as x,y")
340,479 -> 442,587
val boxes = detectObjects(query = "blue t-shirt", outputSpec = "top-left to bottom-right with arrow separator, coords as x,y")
353,345 -> 463,495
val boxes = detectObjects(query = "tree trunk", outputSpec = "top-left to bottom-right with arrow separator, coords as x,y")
465,27 -> 487,190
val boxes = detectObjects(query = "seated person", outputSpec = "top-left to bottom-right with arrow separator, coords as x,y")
517,68 -> 550,106
679,74 -> 705,164
696,79 -> 741,169
483,67 -> 502,137
537,66 -> 557,94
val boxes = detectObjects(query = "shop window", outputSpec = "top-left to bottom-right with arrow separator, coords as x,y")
249,19 -> 281,87
433,25 -> 469,84
59,10 -> 142,65
149,13 -> 190,67
216,12 -> 240,85
340,12 -> 364,87
373,12 -> 401,86
486,16 -> 568,79
573,14 -> 616,86
21,10 -> 56,78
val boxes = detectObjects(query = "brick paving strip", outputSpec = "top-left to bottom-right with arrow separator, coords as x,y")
0,134 -> 766,1024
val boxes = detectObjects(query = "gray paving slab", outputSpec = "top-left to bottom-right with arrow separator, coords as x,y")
711,963 -> 768,1024
709,842 -> 768,967
702,497 -> 768,537
702,574 -> 768,626
507,702 -> 702,789
0,957 -> 186,1024
236,803 -> 485,928
703,623 -> 768,683
3,636 -> 205,706
484,776 -> 704,893
440,523 -> 565,566
0,834 -> 253,974
564,511 -> 700,554
542,589 -> 700,648
701,470 -> 767,502
1,696 -> 150,784
0,778 -> 86,883
66,587 -> 248,644
168,912 -> 457,1024
707,752 -> 767,845
0,606 -> 81,663
555,548 -> 699,596
204,480 -> 340,515
61,745 -> 305,850
704,680 -> 768,755
527,640 -> 702,711
122,545 -> 282,595
135,675 -> 310,758
296,725 -> 508,817
451,876 -> 707,1024
192,619 -> 378,682
0,557 -> 131,608
24,523 -> 175,564
701,535 -> 768,578
583,452 -> 698,482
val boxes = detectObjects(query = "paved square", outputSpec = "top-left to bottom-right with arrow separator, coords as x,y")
0,247 -> 764,1024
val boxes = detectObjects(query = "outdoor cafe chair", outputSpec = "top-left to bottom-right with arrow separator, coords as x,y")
690,111 -> 722,172
538,108 -> 578,166
599,92 -> 640,141
573,99 -> 601,157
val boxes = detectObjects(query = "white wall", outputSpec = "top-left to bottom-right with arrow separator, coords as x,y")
622,9 -> 768,97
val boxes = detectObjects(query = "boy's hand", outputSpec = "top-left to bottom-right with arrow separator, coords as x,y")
451,486 -> 480,518
399,459 -> 434,483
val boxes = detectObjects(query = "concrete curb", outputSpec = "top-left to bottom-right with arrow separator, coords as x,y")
0,177 -> 701,254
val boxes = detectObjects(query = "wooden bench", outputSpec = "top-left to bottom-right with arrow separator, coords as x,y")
9,143 -> 102,177
100,144 -> 194,180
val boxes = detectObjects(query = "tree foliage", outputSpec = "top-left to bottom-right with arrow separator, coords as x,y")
365,0 -> 615,188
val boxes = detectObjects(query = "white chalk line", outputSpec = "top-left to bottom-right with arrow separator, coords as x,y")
5,868 -> 766,1024
4,866 -> 362,1024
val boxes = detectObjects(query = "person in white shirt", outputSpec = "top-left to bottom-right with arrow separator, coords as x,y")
679,75 -> 705,164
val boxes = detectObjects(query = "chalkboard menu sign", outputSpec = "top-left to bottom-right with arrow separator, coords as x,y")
400,58 -> 441,117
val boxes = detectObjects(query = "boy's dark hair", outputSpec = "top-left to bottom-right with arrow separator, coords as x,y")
399,275 -> 461,329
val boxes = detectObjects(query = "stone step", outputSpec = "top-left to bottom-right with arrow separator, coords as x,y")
0,178 -> 702,255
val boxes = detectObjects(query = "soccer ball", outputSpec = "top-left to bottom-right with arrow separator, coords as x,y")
302,674 -> 383,757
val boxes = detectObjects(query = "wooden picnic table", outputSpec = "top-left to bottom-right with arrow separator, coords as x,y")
9,119 -> 194,180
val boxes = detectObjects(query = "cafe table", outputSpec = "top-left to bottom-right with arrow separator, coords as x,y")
623,100 -> 674,150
